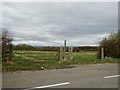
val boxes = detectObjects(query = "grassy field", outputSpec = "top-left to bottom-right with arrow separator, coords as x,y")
14,50 -> 57,60
2,50 -> 119,72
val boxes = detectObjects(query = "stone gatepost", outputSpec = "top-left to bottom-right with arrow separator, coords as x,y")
101,47 -> 104,59
64,40 -> 66,60
68,47 -> 73,60
60,46 -> 64,61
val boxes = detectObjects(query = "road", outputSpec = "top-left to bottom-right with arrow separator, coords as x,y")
2,63 -> 119,89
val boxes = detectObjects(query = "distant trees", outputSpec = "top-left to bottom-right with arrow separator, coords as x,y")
98,31 -> 120,58
14,44 -> 34,50
74,46 -> 98,52
1,28 -> 13,62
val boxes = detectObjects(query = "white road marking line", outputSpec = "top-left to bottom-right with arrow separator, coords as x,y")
23,82 -> 70,90
104,75 -> 120,79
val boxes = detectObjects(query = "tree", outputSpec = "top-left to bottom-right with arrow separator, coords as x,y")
1,28 -> 13,62
98,31 -> 120,58
14,44 -> 34,50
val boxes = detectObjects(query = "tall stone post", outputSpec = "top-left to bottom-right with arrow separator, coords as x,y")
101,47 -> 104,59
68,47 -> 73,60
64,40 -> 66,60
60,46 -> 64,61
70,47 -> 73,60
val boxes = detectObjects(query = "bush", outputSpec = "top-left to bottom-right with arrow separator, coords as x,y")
98,31 -> 120,58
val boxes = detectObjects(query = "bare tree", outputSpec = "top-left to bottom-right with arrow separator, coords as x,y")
1,28 -> 13,62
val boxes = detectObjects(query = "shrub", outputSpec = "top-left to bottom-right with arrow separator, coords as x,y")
98,31 -> 120,58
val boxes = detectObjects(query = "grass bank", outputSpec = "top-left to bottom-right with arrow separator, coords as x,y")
2,51 -> 119,72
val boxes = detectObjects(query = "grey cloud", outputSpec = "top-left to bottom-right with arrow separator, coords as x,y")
2,2 -> 118,46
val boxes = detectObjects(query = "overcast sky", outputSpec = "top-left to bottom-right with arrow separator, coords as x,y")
2,2 -> 118,46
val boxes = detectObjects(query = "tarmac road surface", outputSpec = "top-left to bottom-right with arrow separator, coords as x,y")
2,63 -> 119,89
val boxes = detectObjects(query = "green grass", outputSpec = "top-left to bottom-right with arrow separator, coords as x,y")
2,51 -> 119,72
14,50 -> 57,60
73,51 -> 118,64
